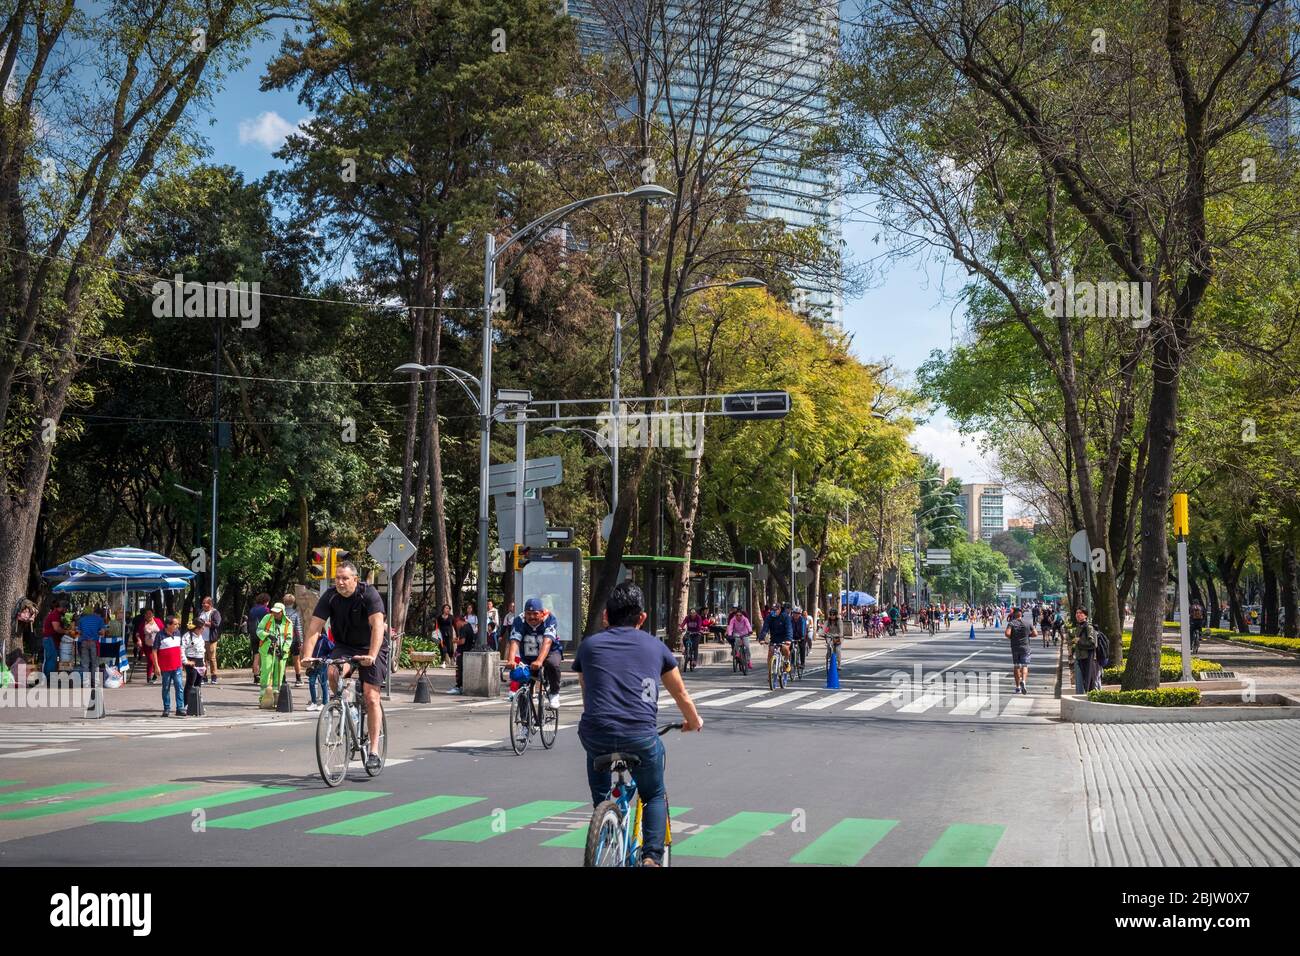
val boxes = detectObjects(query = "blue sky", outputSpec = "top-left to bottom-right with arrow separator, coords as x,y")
198,26 -> 1009,501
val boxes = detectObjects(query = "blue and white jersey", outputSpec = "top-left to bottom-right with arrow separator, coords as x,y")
512,613 -> 559,661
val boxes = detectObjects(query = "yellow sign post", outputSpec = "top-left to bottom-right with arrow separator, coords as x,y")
1172,493 -> 1189,538
1172,493 -> 1192,681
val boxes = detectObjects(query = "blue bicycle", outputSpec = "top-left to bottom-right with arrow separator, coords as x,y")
583,723 -> 681,867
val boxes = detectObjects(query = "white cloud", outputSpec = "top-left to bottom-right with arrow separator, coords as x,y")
908,416 -> 1026,519
237,111 -> 310,150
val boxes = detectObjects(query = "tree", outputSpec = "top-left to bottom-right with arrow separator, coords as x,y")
0,0 -> 287,649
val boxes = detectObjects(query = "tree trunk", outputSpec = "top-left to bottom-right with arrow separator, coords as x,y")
1282,541 -> 1298,639
1256,523 -> 1280,636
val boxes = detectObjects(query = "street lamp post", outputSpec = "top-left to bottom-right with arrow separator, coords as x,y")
475,185 -> 672,659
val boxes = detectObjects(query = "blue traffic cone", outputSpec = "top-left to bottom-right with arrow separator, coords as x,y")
826,650 -> 840,689
969,623 -> 976,640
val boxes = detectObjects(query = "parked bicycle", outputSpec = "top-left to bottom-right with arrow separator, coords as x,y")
507,659 -> 558,754
584,723 -> 680,867
312,655 -> 386,787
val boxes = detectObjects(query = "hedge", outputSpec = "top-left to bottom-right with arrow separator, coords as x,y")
213,631 -> 443,670
1087,688 -> 1201,707
1204,630 -> 1300,654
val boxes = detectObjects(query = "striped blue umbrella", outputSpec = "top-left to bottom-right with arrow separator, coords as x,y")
43,547 -> 194,582
52,573 -> 192,593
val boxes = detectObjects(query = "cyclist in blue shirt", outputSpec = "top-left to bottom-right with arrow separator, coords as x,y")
572,582 -> 702,867
758,602 -> 793,670
508,597 -> 562,709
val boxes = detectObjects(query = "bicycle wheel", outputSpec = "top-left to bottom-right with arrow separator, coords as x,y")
768,652 -> 779,690
509,690 -> 530,754
364,709 -> 387,776
539,682 -> 558,749
316,701 -> 348,787
584,800 -> 626,867
794,643 -> 805,680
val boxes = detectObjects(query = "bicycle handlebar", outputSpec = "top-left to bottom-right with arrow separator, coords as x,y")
657,723 -> 682,736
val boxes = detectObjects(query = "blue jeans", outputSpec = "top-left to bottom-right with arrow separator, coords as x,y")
580,731 -> 667,864
1074,658 -> 1092,695
42,637 -> 58,677
309,662 -> 329,704
161,669 -> 184,713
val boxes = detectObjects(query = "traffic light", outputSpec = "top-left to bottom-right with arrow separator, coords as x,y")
330,548 -> 350,578
512,544 -> 531,572
309,547 -> 328,580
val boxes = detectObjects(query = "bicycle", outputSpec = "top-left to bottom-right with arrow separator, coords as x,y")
683,633 -> 699,672
584,723 -> 680,867
731,635 -> 751,673
792,636 -> 808,681
506,659 -> 558,755
313,655 -> 387,787
767,641 -> 789,690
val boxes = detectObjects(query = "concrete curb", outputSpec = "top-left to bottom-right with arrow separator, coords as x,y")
1062,691 -> 1300,723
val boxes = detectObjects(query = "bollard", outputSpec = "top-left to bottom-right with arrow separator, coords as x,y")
825,649 -> 840,689
276,676 -> 294,713
969,623 -> 976,641
413,673 -> 432,703
187,680 -> 205,716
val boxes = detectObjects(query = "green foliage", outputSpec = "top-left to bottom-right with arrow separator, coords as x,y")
1087,689 -> 1201,707
929,540 -> 1012,601
398,637 -> 442,669
1205,631 -> 1300,654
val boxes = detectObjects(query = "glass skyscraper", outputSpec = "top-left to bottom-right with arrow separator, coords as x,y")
566,0 -> 843,323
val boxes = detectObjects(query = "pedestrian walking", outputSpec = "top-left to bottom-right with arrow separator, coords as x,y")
1004,607 -> 1033,695
199,596 -> 222,685
246,593 -> 271,684
436,604 -> 455,668
283,593 -> 305,685
155,615 -> 185,716
1189,599 -> 1205,655
181,616 -> 207,708
307,624 -> 333,711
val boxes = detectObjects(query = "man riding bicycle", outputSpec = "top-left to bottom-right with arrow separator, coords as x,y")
791,607 -> 811,670
572,582 -> 702,867
507,597 -> 562,711
758,602 -> 794,671
301,560 -> 388,772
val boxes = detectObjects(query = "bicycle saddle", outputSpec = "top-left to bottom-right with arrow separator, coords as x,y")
593,752 -> 640,773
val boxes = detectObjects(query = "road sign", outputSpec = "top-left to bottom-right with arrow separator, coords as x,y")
600,513 -> 613,540
487,456 -> 563,496
926,548 -> 951,565
367,522 -> 416,578
546,527 -> 573,543
1069,529 -> 1090,563
722,391 -> 791,420
495,494 -> 547,549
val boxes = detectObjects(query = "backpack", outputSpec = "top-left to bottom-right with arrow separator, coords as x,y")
1094,629 -> 1110,667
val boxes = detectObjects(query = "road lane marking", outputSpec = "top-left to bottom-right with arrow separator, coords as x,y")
897,692 -> 945,714
421,800 -> 584,843
445,739 -> 501,748
540,806 -> 694,849
792,818 -> 899,866
674,811 -> 790,858
700,690 -> 770,708
747,691 -> 814,709
0,781 -> 107,806
94,786 -> 295,822
207,791 -> 387,829
796,692 -> 856,711
308,795 -> 484,836
0,784 -> 194,820
919,824 -> 1005,866
999,696 -> 1034,717
845,692 -> 900,712
0,748 -> 79,758
949,695 -> 991,716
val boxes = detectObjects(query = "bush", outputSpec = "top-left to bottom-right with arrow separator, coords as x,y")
1100,650 -> 1222,684
1204,630 -> 1300,654
1087,688 -> 1201,707
216,632 -> 252,669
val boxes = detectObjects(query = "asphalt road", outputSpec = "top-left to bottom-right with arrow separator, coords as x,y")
8,625 -> 1297,867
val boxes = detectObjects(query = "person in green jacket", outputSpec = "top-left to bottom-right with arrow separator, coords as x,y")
258,602 -> 294,707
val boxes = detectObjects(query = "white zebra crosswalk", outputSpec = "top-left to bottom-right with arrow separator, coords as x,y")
0,713 -> 302,757
664,682 -> 1058,721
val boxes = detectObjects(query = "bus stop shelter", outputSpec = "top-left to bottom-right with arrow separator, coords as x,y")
586,555 -> 753,640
